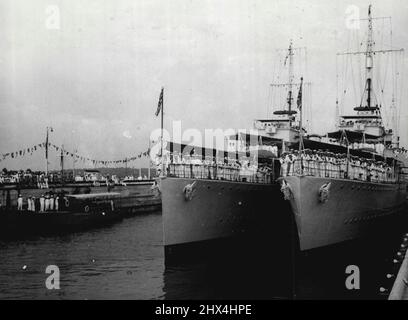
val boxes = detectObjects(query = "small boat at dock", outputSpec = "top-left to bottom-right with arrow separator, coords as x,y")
0,191 -> 161,238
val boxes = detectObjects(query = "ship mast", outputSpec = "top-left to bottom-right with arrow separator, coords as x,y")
336,5 -> 404,146
258,41 -> 310,144
287,40 -> 295,114
272,40 -> 302,121
365,5 -> 374,109
354,4 -> 377,111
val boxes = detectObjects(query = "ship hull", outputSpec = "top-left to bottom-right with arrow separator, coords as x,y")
161,177 -> 293,259
0,209 -> 124,238
282,176 -> 407,250
0,182 -> 156,209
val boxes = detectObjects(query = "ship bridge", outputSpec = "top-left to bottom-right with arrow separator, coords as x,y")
338,105 -> 386,138
253,119 -> 301,143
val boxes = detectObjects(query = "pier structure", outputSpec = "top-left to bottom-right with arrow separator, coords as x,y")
389,232 -> 408,300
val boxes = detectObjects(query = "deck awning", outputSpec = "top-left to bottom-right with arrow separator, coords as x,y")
327,130 -> 382,142
165,141 -> 276,160
289,139 -> 390,162
228,132 -> 283,146
84,169 -> 100,173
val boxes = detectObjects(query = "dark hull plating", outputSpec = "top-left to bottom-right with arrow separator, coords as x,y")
161,176 -> 407,258
161,177 -> 293,252
283,176 -> 407,250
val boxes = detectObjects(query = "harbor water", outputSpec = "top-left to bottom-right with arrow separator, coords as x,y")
0,207 -> 407,300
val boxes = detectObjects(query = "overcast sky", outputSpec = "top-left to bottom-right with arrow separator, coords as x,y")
1,0 -> 407,171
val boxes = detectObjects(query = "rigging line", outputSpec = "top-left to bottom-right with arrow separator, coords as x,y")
392,54 -> 397,134
309,84 -> 313,132
379,54 -> 390,128
375,20 -> 383,108
344,31 -> 354,110
336,53 -> 339,115
381,45 -> 391,95
392,52 -> 399,133
278,52 -> 283,109
304,48 -> 311,132
390,17 -> 397,111
356,28 -> 363,96
380,18 -> 392,110
271,51 -> 278,115
270,85 -> 274,117
305,47 -> 308,81
349,49 -> 358,107
340,53 -> 347,115
266,86 -> 271,118
396,51 -> 404,137
342,29 -> 352,113
391,45 -> 396,118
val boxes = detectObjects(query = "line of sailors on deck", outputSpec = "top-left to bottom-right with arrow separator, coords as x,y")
16,192 -> 67,212
158,151 -> 272,182
280,149 -> 396,183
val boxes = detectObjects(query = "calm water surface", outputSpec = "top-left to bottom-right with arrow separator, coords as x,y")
0,213 -> 164,299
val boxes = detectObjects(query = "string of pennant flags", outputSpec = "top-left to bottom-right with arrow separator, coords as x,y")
2,139 -> 407,165
1,142 -> 151,165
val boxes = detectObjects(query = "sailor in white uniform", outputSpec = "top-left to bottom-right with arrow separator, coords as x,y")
45,194 -> 50,211
279,152 -> 288,177
31,197 -> 36,211
28,196 -> 33,211
40,194 -> 45,212
50,195 -> 55,211
17,194 -> 23,211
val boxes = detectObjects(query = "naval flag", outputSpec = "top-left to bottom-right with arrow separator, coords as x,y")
155,87 -> 164,117
297,77 -> 303,110
45,127 -> 54,159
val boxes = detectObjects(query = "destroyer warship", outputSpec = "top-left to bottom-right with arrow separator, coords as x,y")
160,5 -> 407,257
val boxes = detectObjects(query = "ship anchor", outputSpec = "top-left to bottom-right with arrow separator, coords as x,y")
183,181 -> 197,201
280,180 -> 293,200
318,182 -> 331,203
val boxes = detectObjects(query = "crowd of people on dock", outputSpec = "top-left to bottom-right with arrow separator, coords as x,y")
279,149 -> 397,183
0,169 -> 62,186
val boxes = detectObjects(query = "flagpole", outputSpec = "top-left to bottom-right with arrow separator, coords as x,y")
298,77 -> 304,175
45,127 -> 48,176
60,144 -> 64,183
45,126 -> 51,177
73,149 -> 77,181
148,139 -> 151,179
298,77 -> 304,153
161,87 -> 165,176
